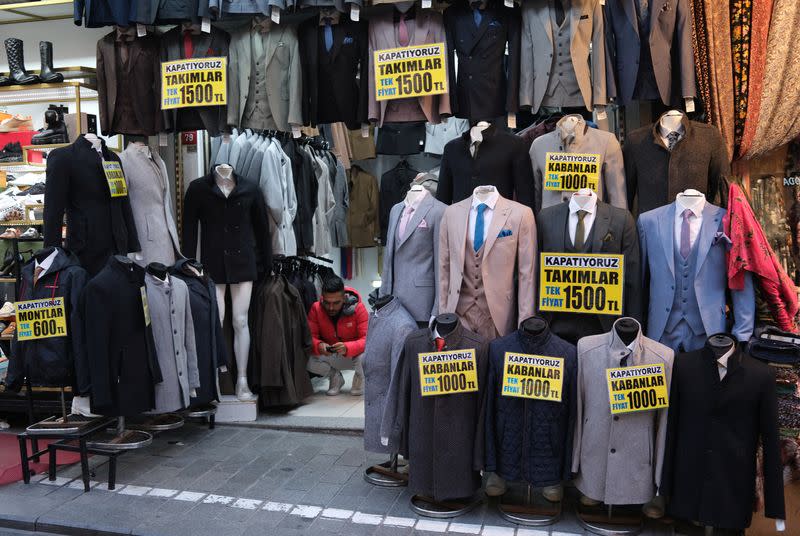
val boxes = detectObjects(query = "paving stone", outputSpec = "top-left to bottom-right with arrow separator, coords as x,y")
336,447 -> 367,467
319,464 -> 359,484
373,525 -> 413,536
302,482 -> 343,506
310,516 -> 346,533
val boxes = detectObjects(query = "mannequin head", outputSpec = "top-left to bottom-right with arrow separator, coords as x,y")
321,276 -> 346,317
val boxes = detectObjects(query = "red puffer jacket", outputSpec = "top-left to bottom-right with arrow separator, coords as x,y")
307,287 -> 369,357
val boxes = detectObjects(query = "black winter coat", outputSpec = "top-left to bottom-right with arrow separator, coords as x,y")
170,259 -> 229,406
436,125 -> 534,211
485,327 -> 577,487
661,345 -> 785,529
76,257 -> 162,416
386,322 -> 488,501
444,3 -> 521,121
44,136 -> 140,276
182,173 -> 272,284
282,139 -> 318,253
6,248 -> 88,391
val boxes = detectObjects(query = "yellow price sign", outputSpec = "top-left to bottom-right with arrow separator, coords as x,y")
15,297 -> 67,341
161,57 -> 227,110
102,161 -> 127,198
418,349 -> 478,397
607,363 -> 669,414
374,43 -> 447,101
543,152 -> 602,192
501,352 -> 563,402
539,253 -> 624,315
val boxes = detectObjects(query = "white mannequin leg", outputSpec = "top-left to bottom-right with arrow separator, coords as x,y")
215,282 -> 256,401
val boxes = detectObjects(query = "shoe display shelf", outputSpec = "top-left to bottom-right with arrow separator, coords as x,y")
0,1 -> 73,26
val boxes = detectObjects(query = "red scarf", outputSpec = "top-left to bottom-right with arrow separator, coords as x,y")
723,183 -> 799,331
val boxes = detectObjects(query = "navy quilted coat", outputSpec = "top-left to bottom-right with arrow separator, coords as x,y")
485,327 -> 577,486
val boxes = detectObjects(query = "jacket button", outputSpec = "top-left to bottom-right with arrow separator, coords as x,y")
174,330 -> 177,334
179,371 -> 183,376
613,416 -> 619,421
610,448 -> 616,453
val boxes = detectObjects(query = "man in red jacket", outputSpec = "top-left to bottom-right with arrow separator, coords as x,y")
306,276 -> 369,396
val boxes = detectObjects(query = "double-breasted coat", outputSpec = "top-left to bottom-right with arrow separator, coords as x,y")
182,173 -> 272,284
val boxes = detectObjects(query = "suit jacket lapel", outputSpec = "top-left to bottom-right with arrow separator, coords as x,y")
660,203 -> 676,279
467,8 -> 492,53
484,197 -> 512,256
622,0 -> 639,38
453,200 -> 470,275
694,204 -> 721,277
330,21 -> 345,61
539,1 -> 554,47
569,0 -> 579,50
590,203 -> 612,252
552,203 -> 570,250
397,194 -> 433,249
408,10 -> 423,47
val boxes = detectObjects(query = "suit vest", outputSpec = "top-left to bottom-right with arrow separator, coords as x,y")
541,2 -> 582,108
664,239 -> 705,335
457,233 -> 498,341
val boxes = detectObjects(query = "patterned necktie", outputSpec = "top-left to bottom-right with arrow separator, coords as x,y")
474,203 -> 488,252
398,13 -> 409,47
182,30 -> 194,58
473,7 -> 483,27
667,131 -> 681,151
323,19 -> 333,52
33,266 -> 44,286
680,209 -> 693,258
574,210 -> 588,250
470,140 -> 480,158
435,337 -> 446,351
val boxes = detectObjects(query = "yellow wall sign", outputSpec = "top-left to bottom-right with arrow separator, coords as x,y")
161,57 -> 227,110
501,352 -> 563,402
374,43 -> 447,101
102,161 -> 127,198
544,152 -> 602,192
15,298 -> 67,341
418,349 -> 478,396
539,253 -> 624,315
606,363 -> 669,414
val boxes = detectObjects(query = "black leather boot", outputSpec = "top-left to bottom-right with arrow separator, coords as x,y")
38,41 -> 63,83
31,108 -> 67,145
4,38 -> 39,85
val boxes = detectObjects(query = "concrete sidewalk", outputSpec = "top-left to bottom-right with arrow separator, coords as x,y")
0,423 -> 673,536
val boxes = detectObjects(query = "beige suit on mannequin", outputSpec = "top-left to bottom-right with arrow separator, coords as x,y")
438,191 -> 537,339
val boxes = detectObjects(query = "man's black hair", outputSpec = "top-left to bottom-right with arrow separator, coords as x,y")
322,276 -> 345,294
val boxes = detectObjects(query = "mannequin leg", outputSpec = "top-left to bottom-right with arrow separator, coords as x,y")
230,282 -> 255,401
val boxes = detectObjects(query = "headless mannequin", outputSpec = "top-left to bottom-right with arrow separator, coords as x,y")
374,294 -> 394,310
395,1 -> 414,14
615,317 -> 639,346
659,110 -> 684,148
571,188 -> 595,209
146,262 -> 168,281
405,184 -> 426,206
558,115 -> 581,143
212,164 -> 256,401
433,313 -> 458,338
185,259 -> 204,278
474,184 -> 496,203
470,121 -> 490,146
675,188 -> 705,214
84,133 -> 103,153
521,315 -> 547,335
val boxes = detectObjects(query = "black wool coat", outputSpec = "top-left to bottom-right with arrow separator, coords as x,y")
661,345 -> 785,529
7,248 -> 88,391
75,257 -> 162,416
182,173 -> 272,284
444,2 -> 521,122
170,259 -> 230,406
436,125 -> 534,211
385,322 -> 488,501
282,139 -> 318,253
44,136 -> 141,276
485,327 -> 577,487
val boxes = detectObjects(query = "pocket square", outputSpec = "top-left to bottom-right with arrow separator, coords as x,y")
498,229 -> 513,238
602,232 -> 615,243
713,231 -> 732,247
417,219 -> 428,229
343,36 -> 354,45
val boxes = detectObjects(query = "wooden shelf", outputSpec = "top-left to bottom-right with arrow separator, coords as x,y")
0,0 -> 73,25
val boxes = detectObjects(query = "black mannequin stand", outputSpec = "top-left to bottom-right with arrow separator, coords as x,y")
434,313 -> 458,336
707,333 -> 735,357
496,482 -> 561,526
576,502 -> 643,536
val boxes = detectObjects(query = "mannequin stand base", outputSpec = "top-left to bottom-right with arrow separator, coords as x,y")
128,413 -> 184,432
185,405 -> 217,429
364,461 -> 408,487
410,494 -> 482,518
214,394 -> 258,422
576,502 -> 643,536
87,429 -> 153,451
496,494 -> 561,526
26,414 -> 104,435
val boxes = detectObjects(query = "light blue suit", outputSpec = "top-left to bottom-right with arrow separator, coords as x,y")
638,202 -> 755,350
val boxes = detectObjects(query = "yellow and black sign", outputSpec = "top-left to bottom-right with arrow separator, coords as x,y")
102,161 -> 128,198
374,43 -> 447,101
543,152 -> 602,192
607,363 -> 669,414
539,253 -> 624,315
418,349 -> 478,397
501,352 -> 563,402
161,57 -> 227,110
15,298 -> 67,341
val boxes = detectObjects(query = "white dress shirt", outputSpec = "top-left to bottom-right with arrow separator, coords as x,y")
468,186 -> 499,248
674,198 -> 705,252
658,121 -> 686,149
568,190 -> 598,246
717,345 -> 735,380
35,248 -> 59,279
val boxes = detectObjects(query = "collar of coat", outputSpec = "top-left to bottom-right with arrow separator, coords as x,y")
429,318 -> 465,349
651,112 -> 693,151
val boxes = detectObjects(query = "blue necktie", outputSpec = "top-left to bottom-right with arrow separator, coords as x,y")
324,20 -> 333,52
474,203 -> 488,252
473,8 -> 482,27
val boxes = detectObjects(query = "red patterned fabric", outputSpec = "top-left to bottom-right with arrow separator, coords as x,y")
723,183 -> 798,331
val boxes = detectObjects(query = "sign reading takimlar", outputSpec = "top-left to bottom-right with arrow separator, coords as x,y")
418,349 -> 478,396
374,43 -> 447,101
539,253 -> 624,315
161,57 -> 227,110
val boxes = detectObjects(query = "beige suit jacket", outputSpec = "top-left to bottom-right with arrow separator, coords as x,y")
438,195 -> 537,337
520,0 -> 607,114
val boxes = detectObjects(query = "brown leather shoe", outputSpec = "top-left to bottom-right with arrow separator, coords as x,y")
2,322 -> 16,338
0,114 -> 33,133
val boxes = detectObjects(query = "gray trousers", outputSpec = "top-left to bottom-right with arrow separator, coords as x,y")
307,354 -> 364,377
660,319 -> 707,353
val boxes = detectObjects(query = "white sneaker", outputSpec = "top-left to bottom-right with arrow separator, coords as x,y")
351,372 -> 364,396
327,371 -> 344,396
0,302 -> 15,318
